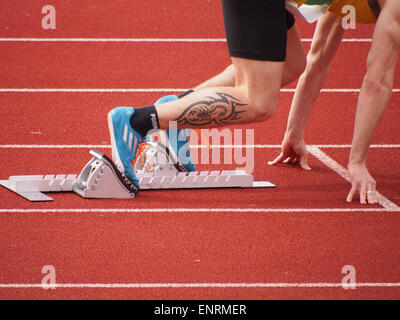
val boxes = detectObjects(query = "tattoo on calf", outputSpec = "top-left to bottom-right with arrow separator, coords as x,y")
176,92 -> 247,126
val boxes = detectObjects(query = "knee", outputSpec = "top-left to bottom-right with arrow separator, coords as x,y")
232,58 -> 283,121
247,92 -> 279,122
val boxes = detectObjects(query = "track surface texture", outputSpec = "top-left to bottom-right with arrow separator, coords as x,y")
0,0 -> 399,300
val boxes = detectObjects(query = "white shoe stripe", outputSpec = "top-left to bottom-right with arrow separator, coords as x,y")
132,136 -> 138,154
128,131 -> 133,150
123,124 -> 128,143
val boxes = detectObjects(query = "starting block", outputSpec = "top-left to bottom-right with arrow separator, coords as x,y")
0,141 -> 275,202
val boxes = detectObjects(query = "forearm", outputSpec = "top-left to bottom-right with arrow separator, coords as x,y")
349,0 -> 400,164
348,76 -> 392,164
285,12 -> 344,140
284,60 -> 330,140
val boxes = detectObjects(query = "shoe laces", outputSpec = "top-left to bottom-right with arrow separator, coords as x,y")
133,141 -> 155,173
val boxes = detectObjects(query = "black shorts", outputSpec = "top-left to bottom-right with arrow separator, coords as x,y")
222,0 -> 295,62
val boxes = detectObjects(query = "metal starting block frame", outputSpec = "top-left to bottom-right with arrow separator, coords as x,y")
0,144 -> 275,202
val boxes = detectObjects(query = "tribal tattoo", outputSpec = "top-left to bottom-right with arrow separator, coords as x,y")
175,92 -> 247,127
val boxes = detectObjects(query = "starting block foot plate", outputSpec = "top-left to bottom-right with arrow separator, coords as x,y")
0,180 -> 54,201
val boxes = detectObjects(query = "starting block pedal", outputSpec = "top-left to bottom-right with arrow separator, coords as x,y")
0,142 -> 275,202
0,149 -> 138,202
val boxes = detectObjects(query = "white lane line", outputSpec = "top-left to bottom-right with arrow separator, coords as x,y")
0,88 -> 399,93
0,144 -> 111,149
308,146 -> 400,211
0,38 -> 227,43
0,208 -> 398,213
0,282 -> 398,289
0,38 -> 373,43
1,144 -> 400,149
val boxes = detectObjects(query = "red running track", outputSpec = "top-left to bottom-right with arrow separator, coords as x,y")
0,1 -> 399,300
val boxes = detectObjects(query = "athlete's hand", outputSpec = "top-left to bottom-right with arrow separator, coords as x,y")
268,138 -> 311,171
346,162 -> 378,204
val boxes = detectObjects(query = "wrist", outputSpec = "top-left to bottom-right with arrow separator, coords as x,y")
285,128 -> 304,143
348,159 -> 367,169
348,150 -> 367,167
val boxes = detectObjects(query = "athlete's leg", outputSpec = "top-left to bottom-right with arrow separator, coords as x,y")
108,0 -> 289,185
156,0 -> 290,128
195,64 -> 235,89
156,58 -> 285,128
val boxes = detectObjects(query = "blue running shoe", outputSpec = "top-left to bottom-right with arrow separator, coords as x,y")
155,95 -> 196,172
108,107 -> 143,187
